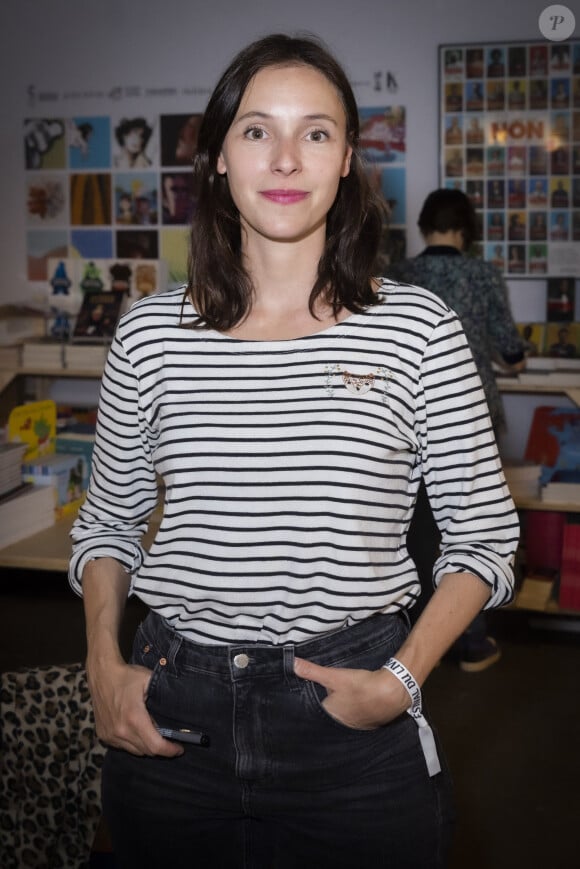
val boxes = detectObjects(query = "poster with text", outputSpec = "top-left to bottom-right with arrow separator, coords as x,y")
439,40 -> 580,277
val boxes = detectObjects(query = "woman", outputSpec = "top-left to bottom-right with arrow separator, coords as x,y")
389,188 -> 525,671
113,116 -> 153,169
70,35 -> 518,868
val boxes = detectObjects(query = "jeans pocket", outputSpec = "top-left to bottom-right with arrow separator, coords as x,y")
303,678 -> 380,734
294,618 -> 407,736
131,623 -> 166,703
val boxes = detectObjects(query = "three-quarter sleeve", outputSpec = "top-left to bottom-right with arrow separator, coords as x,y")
416,309 -> 519,608
69,330 -> 159,594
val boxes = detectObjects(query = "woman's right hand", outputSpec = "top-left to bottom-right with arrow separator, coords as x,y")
87,657 -> 183,757
81,558 -> 183,757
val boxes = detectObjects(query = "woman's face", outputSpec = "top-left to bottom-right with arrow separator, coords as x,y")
124,127 -> 145,154
217,64 -> 352,250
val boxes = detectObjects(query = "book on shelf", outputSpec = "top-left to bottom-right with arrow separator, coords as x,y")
503,461 -> 542,500
71,291 -> 124,343
65,342 -> 109,370
559,518 -> 580,611
497,355 -> 580,387
0,304 -> 46,346
517,370 -> 580,387
524,405 -> 580,486
55,428 -> 95,491
522,357 -> 580,371
541,471 -> 580,503
0,441 -> 27,498
22,451 -> 88,519
515,570 -> 557,612
19,338 -> 109,371
57,405 -> 98,429
524,509 -> 565,572
0,483 -> 55,548
0,344 -> 22,368
21,338 -> 66,369
7,400 -> 57,460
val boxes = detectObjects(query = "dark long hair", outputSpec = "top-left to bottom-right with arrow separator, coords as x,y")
185,33 -> 384,331
417,188 -> 478,251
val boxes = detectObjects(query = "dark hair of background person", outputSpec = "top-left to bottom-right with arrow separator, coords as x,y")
114,117 -> 153,148
418,188 -> 479,251
185,32 -> 385,331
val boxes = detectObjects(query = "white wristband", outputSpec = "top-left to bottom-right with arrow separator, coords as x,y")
382,656 -> 441,777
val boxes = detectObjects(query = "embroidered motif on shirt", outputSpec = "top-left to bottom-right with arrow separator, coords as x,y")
342,371 -> 375,394
324,364 -> 395,402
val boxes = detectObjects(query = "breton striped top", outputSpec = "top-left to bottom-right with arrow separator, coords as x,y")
69,280 -> 518,645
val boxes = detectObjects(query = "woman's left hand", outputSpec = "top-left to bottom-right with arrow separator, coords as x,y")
293,657 -> 410,730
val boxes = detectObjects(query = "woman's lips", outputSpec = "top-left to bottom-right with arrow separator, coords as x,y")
260,190 -> 309,204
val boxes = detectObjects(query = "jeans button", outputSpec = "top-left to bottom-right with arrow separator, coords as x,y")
233,653 -> 250,669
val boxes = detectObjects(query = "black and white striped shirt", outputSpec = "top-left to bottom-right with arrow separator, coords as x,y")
69,281 -> 518,645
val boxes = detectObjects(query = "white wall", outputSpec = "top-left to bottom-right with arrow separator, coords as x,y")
0,0 -> 575,455
0,0 -> 555,296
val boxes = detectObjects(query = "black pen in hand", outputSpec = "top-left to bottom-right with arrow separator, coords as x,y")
156,726 -> 210,747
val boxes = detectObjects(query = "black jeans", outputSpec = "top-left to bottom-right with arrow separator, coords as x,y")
103,610 -> 454,868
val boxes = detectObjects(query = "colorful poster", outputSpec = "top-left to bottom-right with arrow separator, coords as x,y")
24,101 -> 407,283
439,39 -> 580,277
358,105 -> 407,268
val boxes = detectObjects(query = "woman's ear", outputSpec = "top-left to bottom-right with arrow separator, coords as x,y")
217,153 -> 227,176
341,145 -> 353,178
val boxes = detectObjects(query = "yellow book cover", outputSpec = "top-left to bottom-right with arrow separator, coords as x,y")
8,400 -> 57,460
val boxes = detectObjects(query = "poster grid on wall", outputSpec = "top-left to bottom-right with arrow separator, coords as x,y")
438,39 -> 580,278
24,103 -> 407,296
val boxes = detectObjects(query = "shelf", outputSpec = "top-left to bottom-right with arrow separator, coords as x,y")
510,575 -> 580,617
510,598 -> 580,617
514,495 -> 580,513
0,508 -> 162,573
0,514 -> 77,572
511,593 -> 580,618
1,366 -> 103,379
498,379 -> 580,406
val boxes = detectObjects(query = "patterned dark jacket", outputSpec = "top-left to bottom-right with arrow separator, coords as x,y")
389,246 -> 525,432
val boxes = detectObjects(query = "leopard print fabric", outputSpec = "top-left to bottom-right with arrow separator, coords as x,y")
0,662 -> 106,869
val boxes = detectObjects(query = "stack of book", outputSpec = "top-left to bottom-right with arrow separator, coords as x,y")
22,451 -> 89,519
515,570 -> 557,612
0,344 -> 22,368
65,342 -> 110,371
0,483 -> 55,548
541,473 -> 580,504
19,338 -> 111,372
0,304 -> 46,345
21,338 -> 66,369
503,462 -> 542,501
516,357 -> 580,387
0,441 -> 27,497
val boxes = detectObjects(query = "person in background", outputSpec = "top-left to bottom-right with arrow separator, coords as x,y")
389,188 -> 525,672
549,326 -> 577,358
69,37 -> 518,868
520,324 -> 538,357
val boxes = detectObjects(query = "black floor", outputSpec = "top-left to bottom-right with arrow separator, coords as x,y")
1,569 -> 579,869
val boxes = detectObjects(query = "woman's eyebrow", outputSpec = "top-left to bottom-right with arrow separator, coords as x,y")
233,110 -> 340,126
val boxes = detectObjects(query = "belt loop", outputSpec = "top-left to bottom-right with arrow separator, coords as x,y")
399,609 -> 411,631
166,632 -> 183,673
283,645 -> 299,689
